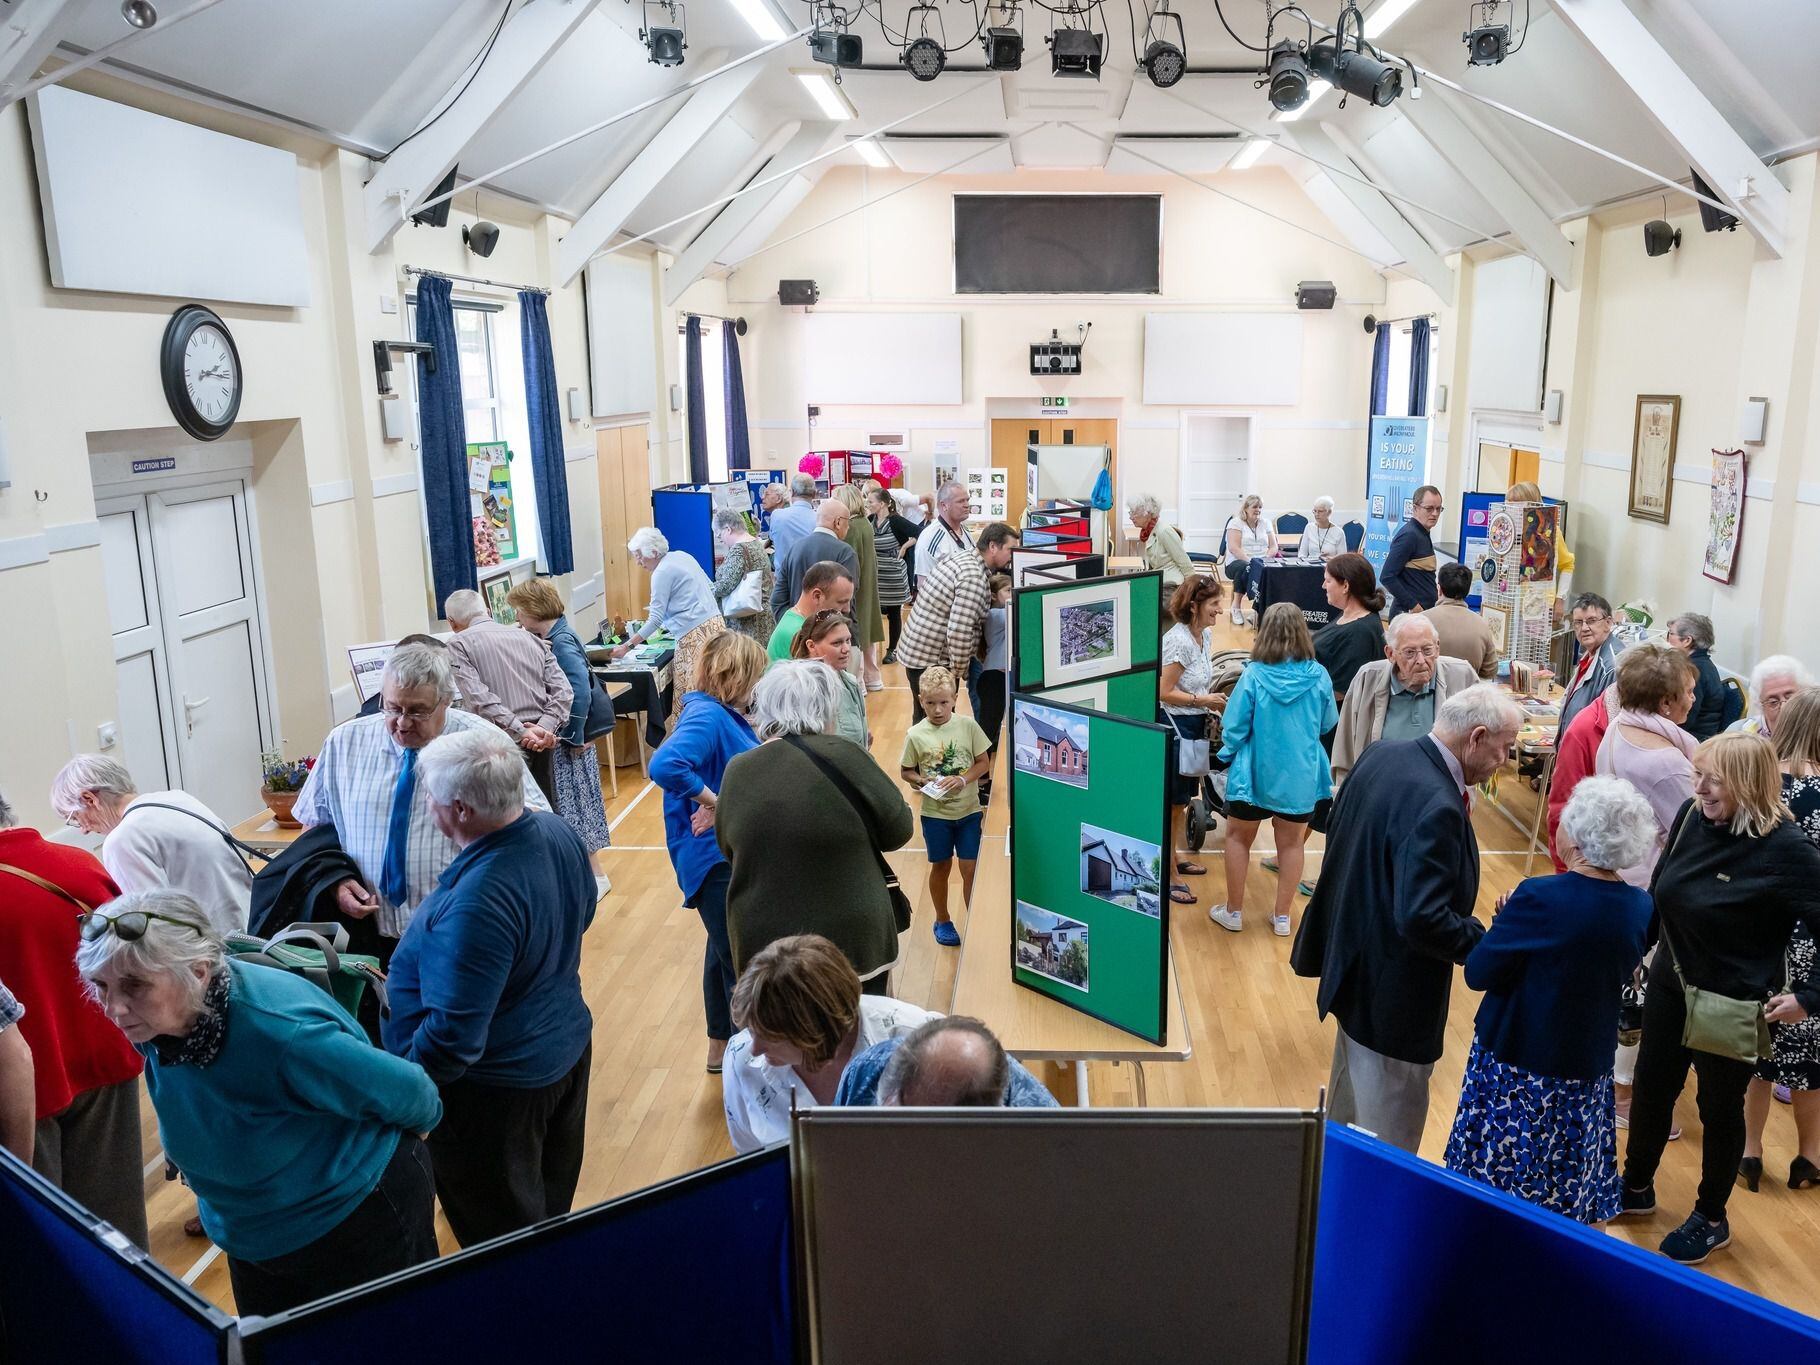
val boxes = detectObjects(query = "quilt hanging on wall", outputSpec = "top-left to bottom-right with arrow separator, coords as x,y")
1703,448 -> 1747,585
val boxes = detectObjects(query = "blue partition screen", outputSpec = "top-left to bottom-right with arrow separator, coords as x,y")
651,487 -> 717,585
241,1147 -> 795,1364
1311,1124 -> 1820,1362
0,1152 -> 227,1363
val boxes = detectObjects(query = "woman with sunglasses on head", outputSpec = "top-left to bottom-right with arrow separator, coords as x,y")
79,891 -> 444,1315
789,610 -> 869,749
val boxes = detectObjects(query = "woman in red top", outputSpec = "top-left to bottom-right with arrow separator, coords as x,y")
0,791 -> 147,1247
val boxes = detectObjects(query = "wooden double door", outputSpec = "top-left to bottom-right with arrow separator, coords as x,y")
989,416 -> 1119,529
595,422 -> 653,628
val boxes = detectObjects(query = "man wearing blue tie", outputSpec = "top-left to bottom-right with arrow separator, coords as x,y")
293,644 -> 549,959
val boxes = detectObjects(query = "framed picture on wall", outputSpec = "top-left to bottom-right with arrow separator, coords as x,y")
480,570 -> 514,624
1628,395 -> 1680,524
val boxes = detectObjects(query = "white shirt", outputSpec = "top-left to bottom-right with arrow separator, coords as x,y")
1229,519 -> 1273,561
101,791 -> 252,937
1160,623 -> 1216,717
915,520 -> 971,581
1300,522 -> 1346,562
292,709 -> 549,938
721,996 -> 939,1153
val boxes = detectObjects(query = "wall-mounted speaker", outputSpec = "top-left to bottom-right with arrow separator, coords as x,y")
1295,280 -> 1337,310
779,279 -> 820,307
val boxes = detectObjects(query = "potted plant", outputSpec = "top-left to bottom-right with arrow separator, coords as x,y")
260,750 -> 314,828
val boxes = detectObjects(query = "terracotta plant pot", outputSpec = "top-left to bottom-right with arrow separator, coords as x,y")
262,788 -> 302,828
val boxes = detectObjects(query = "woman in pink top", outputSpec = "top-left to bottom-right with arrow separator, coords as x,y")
1594,642 -> 1698,1132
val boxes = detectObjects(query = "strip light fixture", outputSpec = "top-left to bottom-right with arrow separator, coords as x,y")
795,69 -> 857,121
730,0 -> 789,41
1230,138 -> 1270,170
849,136 -> 891,168
1363,0 -> 1423,39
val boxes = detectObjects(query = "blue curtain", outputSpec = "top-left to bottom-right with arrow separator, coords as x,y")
1369,322 -> 1391,417
723,323 -> 751,471
1408,316 -> 1431,417
414,274 -> 475,612
517,290 -> 575,575
685,315 -> 709,484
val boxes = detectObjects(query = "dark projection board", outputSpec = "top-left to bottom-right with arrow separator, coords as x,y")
954,194 -> 1161,294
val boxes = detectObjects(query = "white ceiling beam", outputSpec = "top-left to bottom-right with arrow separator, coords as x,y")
1396,95 -> 1578,290
0,0 -> 77,103
1290,124 -> 1455,304
1551,0 -> 1790,257
362,0 -> 601,254
665,120 -> 836,305
555,54 -> 761,286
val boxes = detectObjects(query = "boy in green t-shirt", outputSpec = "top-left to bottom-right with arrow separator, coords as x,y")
899,666 -> 993,947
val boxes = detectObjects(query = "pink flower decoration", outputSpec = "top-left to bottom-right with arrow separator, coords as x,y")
797,453 -> 825,477
878,453 -> 904,480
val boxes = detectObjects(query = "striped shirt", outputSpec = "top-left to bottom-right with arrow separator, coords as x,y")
446,619 -> 573,739
292,709 -> 549,938
896,548 -> 992,673
0,978 -> 20,1031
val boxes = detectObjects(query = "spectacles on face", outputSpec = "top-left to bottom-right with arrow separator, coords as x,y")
1417,501 -> 1443,516
1395,645 -> 1440,661
79,910 -> 208,943
381,703 -> 442,721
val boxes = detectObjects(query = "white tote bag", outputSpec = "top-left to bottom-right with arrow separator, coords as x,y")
721,569 -> 764,618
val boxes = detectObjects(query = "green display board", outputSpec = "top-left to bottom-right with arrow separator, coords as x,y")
1009,692 -> 1170,1043
1012,570 -> 1161,721
467,441 -> 519,564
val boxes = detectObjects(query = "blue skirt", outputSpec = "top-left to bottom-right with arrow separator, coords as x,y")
1443,1037 -> 1620,1224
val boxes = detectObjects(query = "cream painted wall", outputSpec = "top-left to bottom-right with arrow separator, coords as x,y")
721,165 -> 1445,519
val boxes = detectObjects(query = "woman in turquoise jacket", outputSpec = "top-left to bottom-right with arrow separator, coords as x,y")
1212,603 -> 1338,939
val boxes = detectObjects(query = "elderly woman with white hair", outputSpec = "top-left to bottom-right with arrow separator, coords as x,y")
1442,776 -> 1657,1222
610,525 -> 725,697
1729,654 -> 1813,739
716,660 -> 913,990
710,506 -> 776,645
51,753 -> 251,936
1299,496 -> 1346,562
1127,493 -> 1194,597
79,890 -> 443,1314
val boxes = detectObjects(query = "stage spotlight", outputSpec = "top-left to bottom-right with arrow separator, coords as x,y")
983,25 -> 1023,71
902,35 -> 945,80
1267,41 -> 1310,112
1464,0 -> 1510,65
1049,26 -> 1102,79
641,0 -> 686,66
1309,42 -> 1402,107
121,0 -> 157,28
810,26 -> 864,68
1142,8 -> 1186,89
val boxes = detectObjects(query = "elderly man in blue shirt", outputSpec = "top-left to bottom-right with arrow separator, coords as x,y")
382,726 -> 596,1248
836,1015 -> 1057,1109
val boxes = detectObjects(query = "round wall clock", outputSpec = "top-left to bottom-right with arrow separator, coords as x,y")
160,305 -> 243,441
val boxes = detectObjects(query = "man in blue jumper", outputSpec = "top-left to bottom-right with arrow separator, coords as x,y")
382,726 -> 596,1247
1382,484 -> 1444,619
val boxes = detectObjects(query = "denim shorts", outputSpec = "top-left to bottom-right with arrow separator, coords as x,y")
923,811 -> 984,862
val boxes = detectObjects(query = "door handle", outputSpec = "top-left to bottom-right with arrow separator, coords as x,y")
183,694 -> 211,737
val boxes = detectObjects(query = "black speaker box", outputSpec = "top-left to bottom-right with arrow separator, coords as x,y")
1295,280 -> 1337,310
779,279 -> 820,307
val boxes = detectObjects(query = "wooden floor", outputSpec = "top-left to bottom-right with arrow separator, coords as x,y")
140,617 -> 1820,1320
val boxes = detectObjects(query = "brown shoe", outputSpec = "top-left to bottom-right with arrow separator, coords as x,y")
184,1215 -> 205,1238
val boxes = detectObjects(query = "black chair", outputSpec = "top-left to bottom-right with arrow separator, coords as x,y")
1342,520 -> 1365,552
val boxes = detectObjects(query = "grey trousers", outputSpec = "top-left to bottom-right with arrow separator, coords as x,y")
1327,1028 -> 1433,1154
34,1076 -> 149,1250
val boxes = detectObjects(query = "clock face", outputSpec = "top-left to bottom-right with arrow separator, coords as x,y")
183,324 -> 239,425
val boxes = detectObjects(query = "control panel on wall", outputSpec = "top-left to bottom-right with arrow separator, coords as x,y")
1029,324 -> 1089,378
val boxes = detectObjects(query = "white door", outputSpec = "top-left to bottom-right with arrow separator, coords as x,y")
1177,414 -> 1254,555
97,481 -> 274,819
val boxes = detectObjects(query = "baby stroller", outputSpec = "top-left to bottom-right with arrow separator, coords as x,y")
1171,648 -> 1251,852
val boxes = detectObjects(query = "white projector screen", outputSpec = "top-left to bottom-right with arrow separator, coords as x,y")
1143,313 -> 1303,406
803,313 -> 963,405
27,86 -> 310,307
585,255 -> 658,418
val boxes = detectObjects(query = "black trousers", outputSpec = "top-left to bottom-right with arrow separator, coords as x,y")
227,1135 -> 438,1317
976,669 -> 1007,750
1623,973 -> 1754,1221
861,972 -> 892,997
905,667 -> 928,723
883,604 -> 903,653
429,1044 -> 592,1248
523,745 -> 558,808
687,863 -> 737,1041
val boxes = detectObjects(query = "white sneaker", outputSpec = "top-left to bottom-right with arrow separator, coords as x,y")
1230,605 -> 1246,627
1209,904 -> 1243,932
1271,914 -> 1291,937
594,872 -> 613,900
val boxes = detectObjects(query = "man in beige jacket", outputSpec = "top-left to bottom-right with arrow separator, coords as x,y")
1427,563 -> 1500,680
1331,614 -> 1481,786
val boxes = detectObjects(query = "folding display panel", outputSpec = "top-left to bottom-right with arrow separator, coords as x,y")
1013,569 -> 1161,722
1009,692 -> 1171,1042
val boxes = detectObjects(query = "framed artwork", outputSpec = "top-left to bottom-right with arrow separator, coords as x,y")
1703,448 -> 1748,585
1628,395 -> 1680,524
1519,505 -> 1558,583
1039,578 -> 1133,686
480,570 -> 514,624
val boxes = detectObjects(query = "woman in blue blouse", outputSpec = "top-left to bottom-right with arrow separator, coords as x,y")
1443,776 -> 1657,1222
611,526 -> 726,699
77,891 -> 442,1315
649,631 -> 767,1074
509,577 -> 613,862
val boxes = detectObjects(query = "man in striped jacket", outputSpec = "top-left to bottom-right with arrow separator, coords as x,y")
895,521 -> 1020,722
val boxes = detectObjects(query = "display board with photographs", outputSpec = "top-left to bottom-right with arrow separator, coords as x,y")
1012,569 -> 1161,722
1010,692 -> 1170,1043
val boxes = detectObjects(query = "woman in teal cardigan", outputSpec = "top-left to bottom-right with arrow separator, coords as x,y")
77,890 -> 443,1316
1213,603 -> 1338,939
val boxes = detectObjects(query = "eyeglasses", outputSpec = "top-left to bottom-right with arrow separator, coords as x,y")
381,703 -> 442,720
1395,645 -> 1441,660
79,910 -> 208,943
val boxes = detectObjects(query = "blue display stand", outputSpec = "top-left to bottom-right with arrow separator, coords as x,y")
650,486 -> 719,579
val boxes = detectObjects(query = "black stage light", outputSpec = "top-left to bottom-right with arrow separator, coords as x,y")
1267,40 -> 1309,112
983,25 -> 1023,71
1142,9 -> 1186,89
810,27 -> 864,67
645,26 -> 685,65
903,35 -> 945,80
1049,27 -> 1102,79
1310,42 -> 1402,107
1465,23 -> 1509,65
1643,220 -> 1681,257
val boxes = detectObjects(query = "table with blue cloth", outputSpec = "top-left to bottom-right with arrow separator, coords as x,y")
1254,561 -> 1333,630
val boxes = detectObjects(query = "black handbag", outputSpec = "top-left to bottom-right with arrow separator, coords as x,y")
784,736 -> 915,933
580,677 -> 618,742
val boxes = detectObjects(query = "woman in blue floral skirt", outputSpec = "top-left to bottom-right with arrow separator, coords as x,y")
1443,776 -> 1657,1222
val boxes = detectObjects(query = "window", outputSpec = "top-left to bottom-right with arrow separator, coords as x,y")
679,321 -> 730,483
1382,324 -> 1441,478
455,307 -> 502,443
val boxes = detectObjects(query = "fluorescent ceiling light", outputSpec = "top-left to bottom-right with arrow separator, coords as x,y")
1273,79 -> 1330,123
1363,0 -> 1422,39
849,137 -> 890,168
1231,138 -> 1269,170
729,0 -> 789,43
794,69 -> 856,122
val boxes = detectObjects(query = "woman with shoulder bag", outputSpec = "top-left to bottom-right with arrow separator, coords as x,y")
712,509 -> 776,645
1618,733 -> 1820,1265
1159,576 -> 1227,908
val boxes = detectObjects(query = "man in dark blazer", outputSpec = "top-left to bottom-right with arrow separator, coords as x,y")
1291,683 -> 1524,1152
